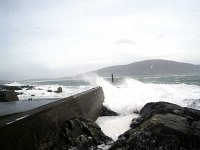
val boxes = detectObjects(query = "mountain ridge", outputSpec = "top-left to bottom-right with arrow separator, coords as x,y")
93,59 -> 200,77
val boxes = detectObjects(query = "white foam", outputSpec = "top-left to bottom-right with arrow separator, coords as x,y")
4,82 -> 24,86
91,75 -> 200,141
96,143 -> 112,150
96,114 -> 139,141
86,76 -> 200,115
17,84 -> 91,100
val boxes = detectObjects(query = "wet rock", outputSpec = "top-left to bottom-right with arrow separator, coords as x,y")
0,90 -> 19,102
0,85 -> 22,90
133,109 -> 139,114
100,106 -> 119,116
16,92 -> 24,95
110,102 -> 200,150
21,85 -> 35,90
0,85 -> 35,91
55,87 -> 62,93
47,90 -> 52,92
43,117 -> 112,150
130,102 -> 184,128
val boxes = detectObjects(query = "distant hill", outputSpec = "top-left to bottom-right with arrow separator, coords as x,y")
94,59 -> 200,77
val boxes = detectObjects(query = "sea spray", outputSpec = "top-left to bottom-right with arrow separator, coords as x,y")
87,75 -> 200,141
84,75 -> 200,115
5,75 -> 200,111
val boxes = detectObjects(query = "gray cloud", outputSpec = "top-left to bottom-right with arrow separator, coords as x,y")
1,0 -> 200,80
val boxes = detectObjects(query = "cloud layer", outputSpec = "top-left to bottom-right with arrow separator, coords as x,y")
1,0 -> 200,80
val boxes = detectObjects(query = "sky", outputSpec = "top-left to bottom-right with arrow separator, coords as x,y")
1,0 -> 200,80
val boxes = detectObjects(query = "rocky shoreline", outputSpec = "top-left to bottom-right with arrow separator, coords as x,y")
43,102 -> 200,150
0,84 -> 64,102
1,84 -> 200,149
110,102 -> 200,150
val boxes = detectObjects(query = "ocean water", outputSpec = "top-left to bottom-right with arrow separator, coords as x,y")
5,73 -> 200,111
5,79 -> 91,100
2,73 -> 200,141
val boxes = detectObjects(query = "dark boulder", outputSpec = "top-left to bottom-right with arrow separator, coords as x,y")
130,102 -> 184,128
0,85 -> 22,90
100,106 -> 119,116
0,90 -> 19,102
43,117 -> 112,150
47,90 -> 52,92
110,102 -> 200,150
55,87 -> 62,93
0,85 -> 35,91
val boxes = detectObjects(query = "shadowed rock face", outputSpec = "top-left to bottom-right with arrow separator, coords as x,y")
0,90 -> 19,102
43,117 -> 112,150
99,106 -> 119,116
110,102 -> 200,150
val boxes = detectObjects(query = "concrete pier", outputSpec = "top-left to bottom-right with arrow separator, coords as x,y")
0,87 -> 104,150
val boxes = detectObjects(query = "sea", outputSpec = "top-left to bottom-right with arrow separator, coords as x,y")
1,73 -> 200,144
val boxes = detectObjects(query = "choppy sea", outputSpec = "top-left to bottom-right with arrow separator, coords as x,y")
5,73 -> 200,110
2,73 -> 200,142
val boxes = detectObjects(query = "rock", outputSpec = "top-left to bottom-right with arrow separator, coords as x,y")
0,85 -> 22,90
100,106 -> 119,116
0,85 -> 35,91
0,90 -> 19,102
47,90 -> 52,92
43,117 -> 112,150
110,102 -> 200,150
16,92 -> 24,95
55,87 -> 62,93
133,109 -> 139,114
21,85 -> 35,90
130,102 -> 184,128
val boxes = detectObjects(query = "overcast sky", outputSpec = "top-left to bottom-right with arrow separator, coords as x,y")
1,0 -> 200,80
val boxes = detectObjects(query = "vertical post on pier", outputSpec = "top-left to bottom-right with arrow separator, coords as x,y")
111,73 -> 114,83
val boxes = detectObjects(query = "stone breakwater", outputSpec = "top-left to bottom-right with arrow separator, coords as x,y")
0,87 -> 104,150
1,86 -> 200,150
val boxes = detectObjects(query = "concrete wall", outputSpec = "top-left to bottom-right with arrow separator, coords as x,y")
0,87 -> 104,150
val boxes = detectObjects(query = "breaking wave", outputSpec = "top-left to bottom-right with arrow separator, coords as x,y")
86,75 -> 200,115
